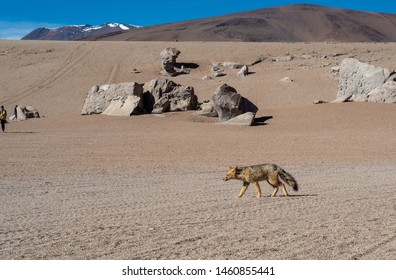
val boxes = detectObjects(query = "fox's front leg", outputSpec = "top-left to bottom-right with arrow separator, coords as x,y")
238,182 -> 250,197
254,182 -> 262,198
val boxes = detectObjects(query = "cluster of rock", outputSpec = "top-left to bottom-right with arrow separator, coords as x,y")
197,84 -> 258,126
81,47 -> 259,125
203,62 -> 250,80
9,105 -> 40,121
81,80 -> 258,126
81,78 -> 198,116
335,58 -> 396,103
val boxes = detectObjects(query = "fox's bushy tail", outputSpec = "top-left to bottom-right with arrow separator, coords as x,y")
278,168 -> 299,191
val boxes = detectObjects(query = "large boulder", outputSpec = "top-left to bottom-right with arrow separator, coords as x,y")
9,105 -> 40,121
81,82 -> 145,115
212,84 -> 258,122
367,81 -> 396,103
220,112 -> 256,126
102,95 -> 143,116
160,47 -> 180,76
336,58 -> 396,103
144,78 -> 198,114
24,106 -> 40,118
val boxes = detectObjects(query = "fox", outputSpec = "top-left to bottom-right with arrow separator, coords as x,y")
223,163 -> 298,198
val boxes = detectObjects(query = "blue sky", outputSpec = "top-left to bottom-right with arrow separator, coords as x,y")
1,0 -> 395,39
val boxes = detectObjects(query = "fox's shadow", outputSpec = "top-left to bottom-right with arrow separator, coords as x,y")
270,194 -> 318,198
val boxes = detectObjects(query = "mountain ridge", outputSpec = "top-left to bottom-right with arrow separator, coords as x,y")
22,23 -> 140,41
90,4 -> 396,42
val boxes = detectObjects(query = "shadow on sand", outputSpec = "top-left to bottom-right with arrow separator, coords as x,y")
3,131 -> 38,134
253,116 -> 273,126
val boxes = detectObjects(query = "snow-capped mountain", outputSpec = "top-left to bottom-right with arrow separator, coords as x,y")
21,23 -> 140,41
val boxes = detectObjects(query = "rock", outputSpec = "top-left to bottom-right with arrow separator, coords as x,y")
10,105 -> 40,121
313,100 -> 328,104
212,84 -> 258,122
160,47 -> 180,76
214,71 -> 226,77
10,106 -> 26,121
332,53 -> 346,57
237,65 -> 249,77
222,62 -> 244,69
180,65 -> 190,74
102,95 -> 143,116
330,66 -> 340,75
144,78 -> 198,113
152,97 -> 171,114
336,58 -> 394,103
279,77 -> 293,82
367,81 -> 396,103
220,112 -> 255,126
301,54 -> 312,59
270,56 -> 293,62
212,62 -> 222,68
81,82 -> 144,115
211,65 -> 221,72
196,100 -> 217,117
24,106 -> 40,118
203,75 -> 212,80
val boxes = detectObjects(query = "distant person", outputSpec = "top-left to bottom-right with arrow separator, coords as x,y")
0,106 -> 7,132
13,105 -> 18,120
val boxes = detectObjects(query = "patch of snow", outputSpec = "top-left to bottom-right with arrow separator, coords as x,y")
119,24 -> 130,30
82,25 -> 103,32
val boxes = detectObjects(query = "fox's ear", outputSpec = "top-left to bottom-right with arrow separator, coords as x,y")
228,166 -> 233,170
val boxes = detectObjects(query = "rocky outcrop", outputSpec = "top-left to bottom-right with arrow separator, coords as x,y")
160,47 -> 181,76
102,95 -> 143,116
367,81 -> 396,103
81,82 -> 145,115
144,78 -> 198,113
9,105 -> 40,120
220,112 -> 256,126
336,58 -> 396,103
212,84 -> 258,123
82,79 -> 198,116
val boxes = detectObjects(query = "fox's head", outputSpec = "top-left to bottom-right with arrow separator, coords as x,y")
224,166 -> 237,181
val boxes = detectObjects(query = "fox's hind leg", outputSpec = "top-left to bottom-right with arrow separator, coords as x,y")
238,182 -> 250,198
254,182 -> 262,198
281,183 -> 289,196
268,173 -> 280,197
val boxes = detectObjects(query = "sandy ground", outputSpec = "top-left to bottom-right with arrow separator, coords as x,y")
0,41 -> 395,259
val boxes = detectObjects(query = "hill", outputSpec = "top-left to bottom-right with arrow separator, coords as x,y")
90,4 -> 396,42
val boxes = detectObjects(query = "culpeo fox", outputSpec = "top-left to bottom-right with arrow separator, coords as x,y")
224,163 -> 298,198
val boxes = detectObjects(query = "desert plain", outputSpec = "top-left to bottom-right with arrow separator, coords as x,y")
0,40 -> 395,259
